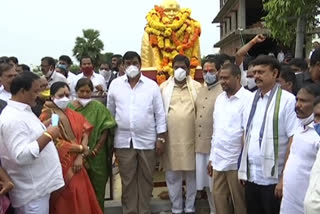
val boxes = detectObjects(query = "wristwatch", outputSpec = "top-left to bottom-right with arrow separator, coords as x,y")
157,137 -> 166,144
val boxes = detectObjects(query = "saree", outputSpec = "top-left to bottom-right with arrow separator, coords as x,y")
40,102 -> 103,214
68,100 -> 116,209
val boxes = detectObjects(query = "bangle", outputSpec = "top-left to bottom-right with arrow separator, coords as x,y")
79,145 -> 83,153
43,132 -> 53,141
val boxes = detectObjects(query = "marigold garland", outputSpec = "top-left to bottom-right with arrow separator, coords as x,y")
145,5 -> 201,84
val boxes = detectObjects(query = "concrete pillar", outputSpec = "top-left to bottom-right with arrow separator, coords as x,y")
221,23 -> 224,38
238,0 -> 246,29
231,12 -> 237,31
225,18 -> 230,34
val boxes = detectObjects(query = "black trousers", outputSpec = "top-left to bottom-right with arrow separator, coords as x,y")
245,182 -> 281,214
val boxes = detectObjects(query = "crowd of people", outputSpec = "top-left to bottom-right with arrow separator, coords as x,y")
0,34 -> 320,214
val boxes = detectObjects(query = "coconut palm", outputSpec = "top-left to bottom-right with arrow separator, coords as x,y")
73,29 -> 104,68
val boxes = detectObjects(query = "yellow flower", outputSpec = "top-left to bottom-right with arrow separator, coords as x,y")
145,5 -> 200,79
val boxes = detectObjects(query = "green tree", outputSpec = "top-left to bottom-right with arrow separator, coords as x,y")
100,52 -> 114,65
263,0 -> 319,57
69,64 -> 80,75
73,29 -> 104,68
32,65 -> 42,76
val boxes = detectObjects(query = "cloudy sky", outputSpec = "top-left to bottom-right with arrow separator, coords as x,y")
0,0 -> 220,67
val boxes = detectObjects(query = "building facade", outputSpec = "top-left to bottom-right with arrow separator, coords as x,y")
213,0 -> 271,55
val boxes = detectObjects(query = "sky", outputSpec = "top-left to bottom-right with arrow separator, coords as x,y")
0,0 -> 220,67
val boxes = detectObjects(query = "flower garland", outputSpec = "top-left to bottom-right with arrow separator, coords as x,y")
145,5 -> 201,84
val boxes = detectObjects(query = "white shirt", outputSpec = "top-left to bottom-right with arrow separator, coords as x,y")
0,100 -> 64,207
0,86 -> 11,102
107,74 -> 166,150
245,89 -> 299,185
67,71 -> 77,85
304,134 -> 320,214
48,70 -> 68,87
70,72 -> 106,97
281,122 -> 320,214
209,87 -> 252,171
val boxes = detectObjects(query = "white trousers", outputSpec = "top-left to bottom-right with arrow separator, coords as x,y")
15,194 -> 50,214
205,187 -> 216,214
166,170 -> 197,213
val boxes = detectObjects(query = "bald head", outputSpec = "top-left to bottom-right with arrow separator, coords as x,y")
161,0 -> 180,21
161,0 -> 180,8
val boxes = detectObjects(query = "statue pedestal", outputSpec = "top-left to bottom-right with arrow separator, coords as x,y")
141,67 -> 204,83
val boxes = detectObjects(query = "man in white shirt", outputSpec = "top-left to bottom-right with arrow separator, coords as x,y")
208,64 -> 250,214
238,55 -> 299,214
0,63 -> 17,102
99,62 -> 117,90
107,51 -> 166,214
0,71 -> 64,214
70,56 -> 106,97
281,84 -> 320,214
40,56 -> 67,87
304,96 -> 320,214
58,55 -> 77,84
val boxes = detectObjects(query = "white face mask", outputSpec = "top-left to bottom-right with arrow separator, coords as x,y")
174,68 -> 187,82
299,113 -> 314,126
203,72 -> 217,85
45,69 -> 53,78
246,77 -> 256,89
125,65 -> 140,79
53,96 -> 70,110
99,69 -> 112,80
78,98 -> 92,107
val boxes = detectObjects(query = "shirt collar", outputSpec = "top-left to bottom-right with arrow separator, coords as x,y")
123,74 -> 145,84
207,81 -> 219,90
260,90 -> 271,99
234,86 -> 246,99
81,72 -> 97,79
7,100 -> 31,111
0,86 -> 10,94
223,86 -> 245,99
301,121 -> 316,133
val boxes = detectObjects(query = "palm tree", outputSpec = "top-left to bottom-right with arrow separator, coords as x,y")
73,29 -> 104,69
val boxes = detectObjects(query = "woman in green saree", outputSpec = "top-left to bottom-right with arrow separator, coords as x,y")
68,78 -> 116,209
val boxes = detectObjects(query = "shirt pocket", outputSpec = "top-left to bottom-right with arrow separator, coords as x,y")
135,93 -> 153,111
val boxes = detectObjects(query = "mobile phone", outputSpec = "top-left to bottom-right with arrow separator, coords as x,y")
51,114 -> 59,126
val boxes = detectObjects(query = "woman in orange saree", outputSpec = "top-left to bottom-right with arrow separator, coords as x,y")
40,82 -> 102,214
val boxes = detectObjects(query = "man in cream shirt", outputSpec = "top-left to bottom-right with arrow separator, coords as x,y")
161,55 -> 201,214
195,57 -> 222,214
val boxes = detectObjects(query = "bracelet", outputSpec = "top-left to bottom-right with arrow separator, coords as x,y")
79,145 -> 83,153
43,132 -> 53,141
157,137 -> 166,144
8,181 -> 15,188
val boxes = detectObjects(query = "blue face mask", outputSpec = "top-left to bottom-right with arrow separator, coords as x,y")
314,122 -> 320,136
203,72 -> 217,85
